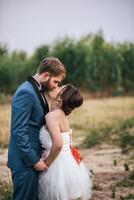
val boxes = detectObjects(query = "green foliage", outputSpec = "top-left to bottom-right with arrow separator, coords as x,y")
0,43 -> 8,56
112,86 -> 125,96
124,162 -> 130,171
51,37 -> 77,84
32,45 -> 50,71
118,43 -> 134,91
0,50 -> 28,93
0,31 -> 134,94
128,170 -> 134,180
119,117 -> 134,129
120,131 -> 134,150
111,171 -> 134,200
0,93 -> 6,103
82,117 -> 134,148
115,172 -> 134,187
111,183 -> 116,198
119,117 -> 134,152
83,131 -> 101,147
0,181 -> 12,200
113,160 -> 117,166
82,126 -> 112,147
120,194 -> 134,200
86,32 -> 122,91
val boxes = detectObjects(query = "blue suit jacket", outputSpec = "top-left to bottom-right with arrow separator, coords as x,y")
7,81 -> 48,170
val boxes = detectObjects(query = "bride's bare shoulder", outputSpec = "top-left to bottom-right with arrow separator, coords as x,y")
45,109 -> 63,120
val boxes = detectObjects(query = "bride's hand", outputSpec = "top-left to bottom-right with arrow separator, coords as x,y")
34,158 -> 48,171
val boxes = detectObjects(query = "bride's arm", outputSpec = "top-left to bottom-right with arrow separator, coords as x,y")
44,111 -> 63,167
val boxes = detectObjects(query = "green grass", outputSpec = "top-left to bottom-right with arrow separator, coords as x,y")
81,117 -> 134,149
70,97 -> 134,138
111,171 -> 134,200
116,178 -> 134,188
120,131 -> 134,152
120,194 -> 134,200
1,97 -> 134,147
113,170 -> 134,188
0,181 -> 12,200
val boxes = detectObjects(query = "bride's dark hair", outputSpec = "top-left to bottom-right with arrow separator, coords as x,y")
58,84 -> 83,115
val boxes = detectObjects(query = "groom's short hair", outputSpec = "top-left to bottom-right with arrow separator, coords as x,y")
38,57 -> 66,79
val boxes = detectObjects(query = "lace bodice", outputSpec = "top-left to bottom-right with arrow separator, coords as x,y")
39,126 -> 72,151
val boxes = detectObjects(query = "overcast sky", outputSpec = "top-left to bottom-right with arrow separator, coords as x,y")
0,0 -> 134,54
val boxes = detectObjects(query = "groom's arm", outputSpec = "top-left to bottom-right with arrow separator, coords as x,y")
11,89 -> 40,166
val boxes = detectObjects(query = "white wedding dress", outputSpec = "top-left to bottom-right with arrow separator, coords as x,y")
38,126 -> 92,200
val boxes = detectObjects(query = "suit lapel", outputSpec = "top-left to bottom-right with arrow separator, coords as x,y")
27,77 -> 49,118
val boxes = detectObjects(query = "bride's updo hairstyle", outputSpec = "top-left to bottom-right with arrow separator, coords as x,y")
58,84 -> 83,115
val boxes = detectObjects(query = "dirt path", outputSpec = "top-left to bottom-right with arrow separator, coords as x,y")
0,146 -> 133,199
79,146 -> 134,200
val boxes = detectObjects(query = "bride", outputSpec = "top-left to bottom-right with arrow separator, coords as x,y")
38,84 -> 92,200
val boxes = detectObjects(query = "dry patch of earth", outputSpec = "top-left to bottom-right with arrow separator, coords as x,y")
0,145 -> 134,200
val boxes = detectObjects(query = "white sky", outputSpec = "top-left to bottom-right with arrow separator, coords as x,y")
0,0 -> 134,54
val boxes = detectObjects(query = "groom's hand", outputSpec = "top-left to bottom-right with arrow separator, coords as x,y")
34,159 -> 48,171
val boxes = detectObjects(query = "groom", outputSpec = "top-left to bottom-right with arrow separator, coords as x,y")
7,57 -> 66,200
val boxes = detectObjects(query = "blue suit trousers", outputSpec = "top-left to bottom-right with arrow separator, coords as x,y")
11,168 -> 39,200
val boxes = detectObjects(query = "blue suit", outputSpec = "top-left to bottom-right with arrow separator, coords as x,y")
7,79 -> 49,200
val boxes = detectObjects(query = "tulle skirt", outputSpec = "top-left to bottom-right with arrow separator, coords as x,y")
38,149 -> 92,200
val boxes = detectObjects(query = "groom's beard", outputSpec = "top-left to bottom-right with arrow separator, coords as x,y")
41,78 -> 51,92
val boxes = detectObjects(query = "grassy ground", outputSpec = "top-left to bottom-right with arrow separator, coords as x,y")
69,97 -> 134,139
0,97 -> 134,199
0,97 -> 134,146
0,104 -> 11,147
